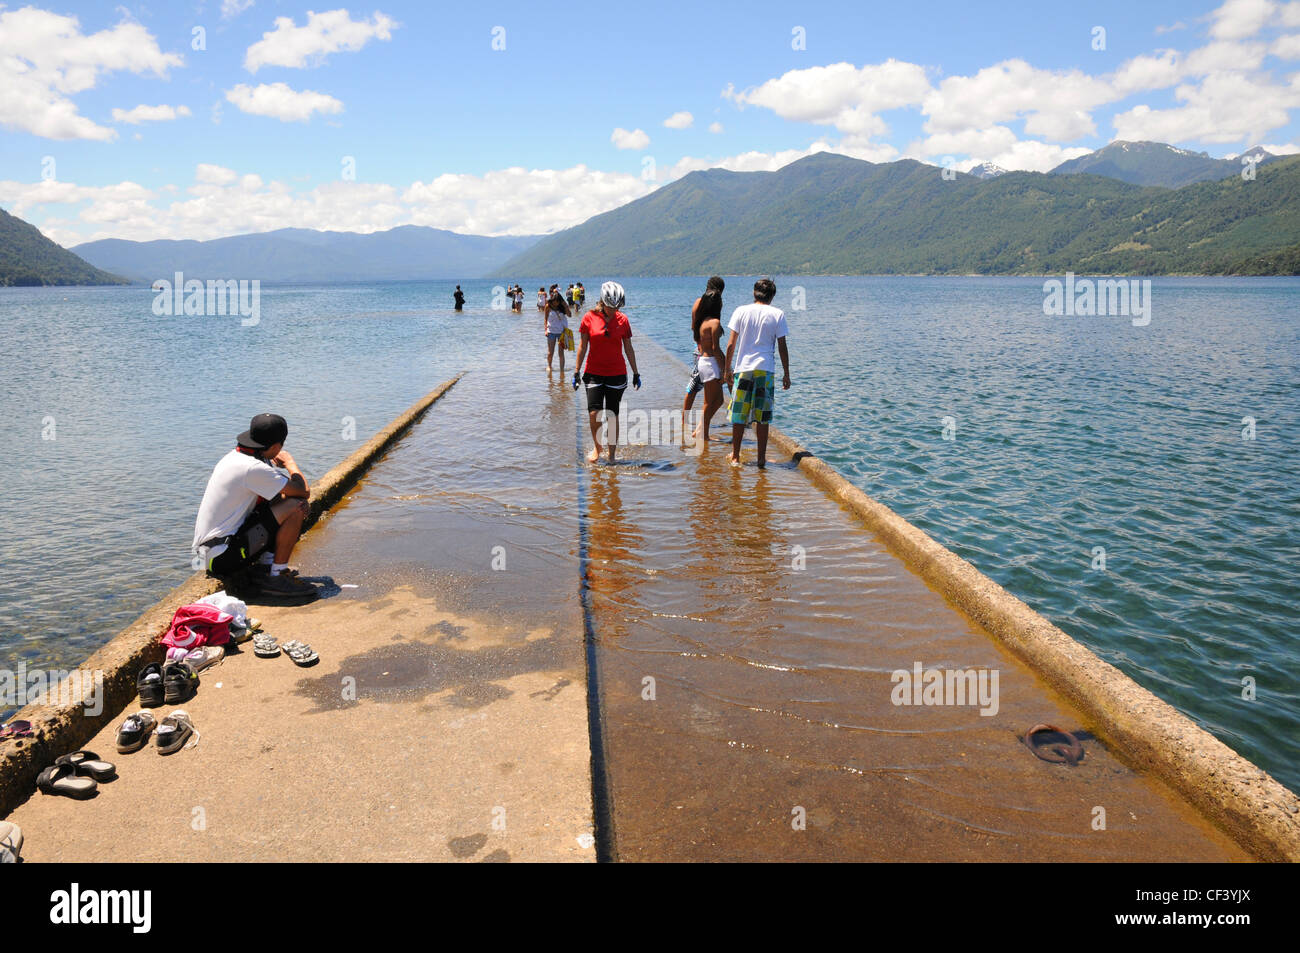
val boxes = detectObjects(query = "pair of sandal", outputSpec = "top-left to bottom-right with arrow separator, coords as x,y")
36,750 -> 116,799
115,710 -> 198,755
254,635 -> 318,666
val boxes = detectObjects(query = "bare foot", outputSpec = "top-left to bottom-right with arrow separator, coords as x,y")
756,458 -> 766,469
730,456 -> 742,468
587,446 -> 601,463
606,449 -> 616,464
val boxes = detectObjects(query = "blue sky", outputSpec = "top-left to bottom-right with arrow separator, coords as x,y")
2,0 -> 1299,245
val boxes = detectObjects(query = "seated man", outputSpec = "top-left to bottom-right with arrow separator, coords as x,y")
192,413 -> 316,598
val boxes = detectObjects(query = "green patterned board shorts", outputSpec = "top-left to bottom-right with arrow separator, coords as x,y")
729,369 -> 775,425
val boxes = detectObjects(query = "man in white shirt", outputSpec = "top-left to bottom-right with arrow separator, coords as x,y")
192,413 -> 315,598
723,278 -> 792,469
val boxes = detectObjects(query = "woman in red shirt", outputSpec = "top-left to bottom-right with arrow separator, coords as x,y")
573,281 -> 641,463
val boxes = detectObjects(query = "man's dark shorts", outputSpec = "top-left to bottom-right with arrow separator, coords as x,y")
583,373 -> 628,414
206,499 -> 280,577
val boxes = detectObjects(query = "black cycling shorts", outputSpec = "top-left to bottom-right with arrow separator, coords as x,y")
206,499 -> 280,577
583,373 -> 628,413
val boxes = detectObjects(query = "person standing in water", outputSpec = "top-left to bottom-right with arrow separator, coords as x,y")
453,285 -> 465,311
724,277 -> 791,469
544,290 -> 570,374
537,286 -> 547,311
681,276 -> 725,446
573,282 -> 640,463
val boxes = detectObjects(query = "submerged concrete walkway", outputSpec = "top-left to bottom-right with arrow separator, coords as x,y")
6,319 -> 1250,861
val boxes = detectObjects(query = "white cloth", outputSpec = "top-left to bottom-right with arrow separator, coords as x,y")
727,303 -> 789,373
192,450 -> 289,556
697,356 -> 721,382
545,308 -> 569,334
197,591 -> 249,628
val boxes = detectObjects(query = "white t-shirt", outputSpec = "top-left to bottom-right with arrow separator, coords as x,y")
545,308 -> 569,334
192,449 -> 290,554
728,303 -> 789,373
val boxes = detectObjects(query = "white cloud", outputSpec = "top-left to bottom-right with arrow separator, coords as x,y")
3,161 -> 657,245
1273,33 -> 1300,57
923,60 -> 1114,141
245,9 -> 397,72
727,60 -> 931,137
225,83 -> 344,122
0,7 -> 182,141
1112,71 -> 1300,144
1210,0 -> 1277,40
222,0 -> 255,19
663,111 -> 693,129
1259,140 -> 1300,151
708,121 -> 724,134
111,104 -> 192,124
1184,39 -> 1268,73
907,126 -> 1090,172
611,127 -> 650,149
195,164 -> 239,186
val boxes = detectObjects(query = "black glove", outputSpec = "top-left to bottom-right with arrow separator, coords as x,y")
572,373 -> 580,391
633,373 -> 641,390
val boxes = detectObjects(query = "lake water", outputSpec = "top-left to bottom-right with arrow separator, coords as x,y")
2,276 -> 1296,793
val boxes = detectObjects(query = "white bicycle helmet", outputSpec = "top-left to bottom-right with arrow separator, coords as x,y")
600,281 -> 625,309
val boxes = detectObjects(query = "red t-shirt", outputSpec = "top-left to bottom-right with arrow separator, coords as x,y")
580,309 -> 632,376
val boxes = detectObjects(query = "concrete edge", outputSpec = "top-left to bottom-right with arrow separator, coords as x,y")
0,373 -> 464,820
764,426 -> 1300,861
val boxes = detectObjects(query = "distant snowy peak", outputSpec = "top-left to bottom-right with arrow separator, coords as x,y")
966,162 -> 1008,180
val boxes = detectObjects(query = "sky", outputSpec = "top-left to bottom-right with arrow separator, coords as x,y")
2,0 -> 1299,246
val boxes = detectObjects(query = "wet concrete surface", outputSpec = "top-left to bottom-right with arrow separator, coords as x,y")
578,328 -> 1246,861
7,320 -> 1248,861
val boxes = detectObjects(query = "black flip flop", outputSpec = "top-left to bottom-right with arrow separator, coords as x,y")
54,750 -> 117,781
36,763 -> 97,799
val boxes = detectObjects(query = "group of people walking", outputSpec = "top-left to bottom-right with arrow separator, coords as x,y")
555,276 -> 791,468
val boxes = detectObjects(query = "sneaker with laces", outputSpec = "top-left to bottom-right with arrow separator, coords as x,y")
163,661 -> 199,704
137,663 -> 164,707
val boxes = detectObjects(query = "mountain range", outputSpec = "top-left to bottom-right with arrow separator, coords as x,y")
72,226 -> 540,284
3,139 -> 1298,286
496,150 -> 1300,277
1049,140 -> 1279,188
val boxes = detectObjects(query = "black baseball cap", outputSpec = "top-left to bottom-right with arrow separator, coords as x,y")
238,413 -> 288,450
